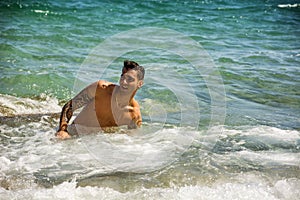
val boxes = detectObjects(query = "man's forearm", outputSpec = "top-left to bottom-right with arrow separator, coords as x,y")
58,100 -> 73,131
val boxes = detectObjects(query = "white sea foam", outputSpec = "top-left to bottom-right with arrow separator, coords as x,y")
0,95 -> 299,199
33,9 -> 49,14
0,175 -> 299,200
79,126 -> 197,173
208,126 -> 300,170
0,94 -> 61,116
218,125 -> 300,144
236,151 -> 300,166
278,4 -> 300,8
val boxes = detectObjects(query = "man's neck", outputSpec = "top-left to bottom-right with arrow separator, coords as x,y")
114,86 -> 135,107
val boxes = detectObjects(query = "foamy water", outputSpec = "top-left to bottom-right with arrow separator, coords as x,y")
1,177 -> 300,200
0,95 -> 299,199
0,94 -> 61,116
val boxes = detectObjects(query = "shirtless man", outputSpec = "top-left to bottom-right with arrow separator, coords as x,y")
55,60 -> 145,139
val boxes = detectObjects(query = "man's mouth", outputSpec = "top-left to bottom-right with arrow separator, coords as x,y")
121,85 -> 128,89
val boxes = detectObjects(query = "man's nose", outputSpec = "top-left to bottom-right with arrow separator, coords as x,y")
122,78 -> 127,84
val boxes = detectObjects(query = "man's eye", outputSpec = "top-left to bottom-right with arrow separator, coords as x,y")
121,75 -> 134,82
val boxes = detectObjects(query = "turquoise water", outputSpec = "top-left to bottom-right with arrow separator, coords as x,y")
0,0 -> 300,199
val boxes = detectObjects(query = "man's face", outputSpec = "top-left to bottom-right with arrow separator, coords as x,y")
119,69 -> 143,94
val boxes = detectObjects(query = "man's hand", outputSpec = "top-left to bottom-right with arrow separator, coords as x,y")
98,80 -> 113,89
123,105 -> 142,127
55,130 -> 71,139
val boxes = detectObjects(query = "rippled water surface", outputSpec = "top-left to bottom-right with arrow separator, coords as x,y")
0,0 -> 299,199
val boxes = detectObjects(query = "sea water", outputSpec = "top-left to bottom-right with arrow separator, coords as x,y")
0,0 -> 299,199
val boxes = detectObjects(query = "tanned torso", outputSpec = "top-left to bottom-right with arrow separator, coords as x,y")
73,81 -> 142,128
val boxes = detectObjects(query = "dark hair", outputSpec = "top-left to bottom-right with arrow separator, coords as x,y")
122,60 -> 145,80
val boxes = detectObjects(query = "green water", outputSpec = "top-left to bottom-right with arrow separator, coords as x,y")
0,1 -> 299,199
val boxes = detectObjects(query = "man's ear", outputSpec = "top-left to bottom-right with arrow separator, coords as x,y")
137,80 -> 144,88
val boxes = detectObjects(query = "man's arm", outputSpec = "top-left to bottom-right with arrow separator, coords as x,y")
56,81 -> 98,138
57,100 -> 73,133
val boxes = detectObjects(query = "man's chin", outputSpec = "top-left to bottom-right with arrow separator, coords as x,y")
119,87 -> 130,94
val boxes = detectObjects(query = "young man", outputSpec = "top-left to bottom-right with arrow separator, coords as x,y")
55,60 -> 145,139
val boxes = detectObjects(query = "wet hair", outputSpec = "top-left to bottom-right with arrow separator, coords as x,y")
122,60 -> 145,80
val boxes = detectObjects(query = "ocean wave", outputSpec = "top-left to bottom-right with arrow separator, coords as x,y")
0,94 -> 61,116
0,93 -> 299,198
278,4 -> 300,8
211,126 -> 300,153
1,175 -> 299,200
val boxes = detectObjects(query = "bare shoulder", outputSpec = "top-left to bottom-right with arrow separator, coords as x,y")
97,80 -> 115,89
130,98 -> 140,108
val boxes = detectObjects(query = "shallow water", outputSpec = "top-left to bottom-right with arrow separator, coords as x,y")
1,0 -> 300,199
0,95 -> 299,199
